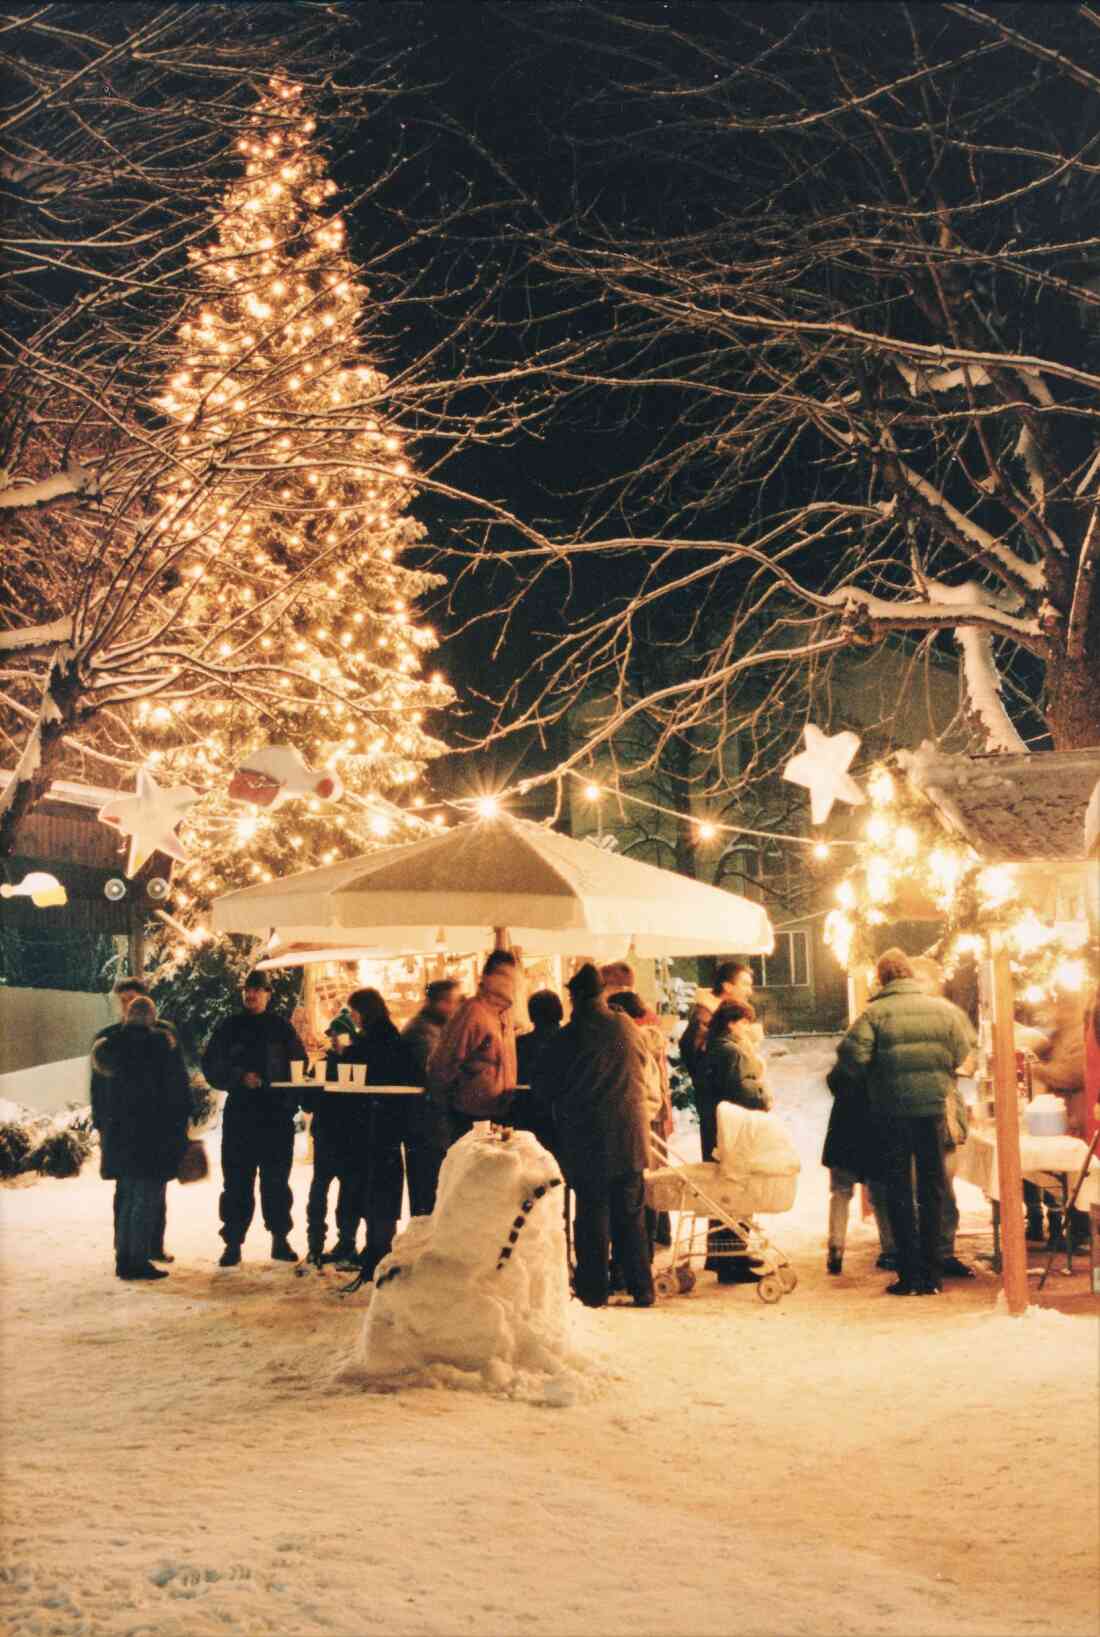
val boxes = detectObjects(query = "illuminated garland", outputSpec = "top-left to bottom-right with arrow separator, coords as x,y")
823,762 -> 1092,999
139,76 -> 453,926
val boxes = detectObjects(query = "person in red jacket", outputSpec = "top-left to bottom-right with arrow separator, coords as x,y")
426,950 -> 518,1146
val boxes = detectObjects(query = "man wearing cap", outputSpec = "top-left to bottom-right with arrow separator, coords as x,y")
201,970 -> 306,1267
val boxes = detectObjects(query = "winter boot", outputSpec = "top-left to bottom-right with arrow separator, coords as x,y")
1045,1210 -> 1065,1252
1025,1209 -> 1046,1244
218,1243 -> 242,1268
271,1236 -> 299,1263
128,1263 -> 169,1281
151,1249 -> 175,1263
826,1249 -> 843,1275
324,1241 -> 359,1269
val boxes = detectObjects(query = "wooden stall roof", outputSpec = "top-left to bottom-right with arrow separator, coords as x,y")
903,746 -> 1100,864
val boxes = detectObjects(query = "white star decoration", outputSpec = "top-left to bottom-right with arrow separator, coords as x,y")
97,769 -> 198,877
782,724 -> 866,826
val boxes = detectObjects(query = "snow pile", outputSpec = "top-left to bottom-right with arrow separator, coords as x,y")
342,1129 -> 593,1398
991,1291 -> 1080,1329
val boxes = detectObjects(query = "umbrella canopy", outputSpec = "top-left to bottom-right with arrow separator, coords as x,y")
211,814 -> 773,960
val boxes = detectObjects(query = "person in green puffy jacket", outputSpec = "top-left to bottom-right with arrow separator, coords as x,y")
834,948 -> 973,1297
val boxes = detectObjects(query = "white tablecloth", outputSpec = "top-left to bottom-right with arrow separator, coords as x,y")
957,1128 -> 1099,1208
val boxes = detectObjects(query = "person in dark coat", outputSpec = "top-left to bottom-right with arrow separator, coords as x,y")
534,963 -> 654,1309
834,947 -> 973,1296
701,999 -> 771,1283
703,1000 -> 771,1112
822,1058 -> 894,1276
93,996 -> 192,1281
91,977 -> 181,1265
678,992 -> 715,1158
327,988 -> 419,1281
201,969 -> 306,1268
514,988 -> 564,1155
400,978 -> 462,1217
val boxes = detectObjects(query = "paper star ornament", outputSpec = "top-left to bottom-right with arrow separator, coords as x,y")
782,724 -> 866,825
98,769 -> 197,877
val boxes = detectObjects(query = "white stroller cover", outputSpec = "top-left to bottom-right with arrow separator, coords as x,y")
716,1102 -> 801,1184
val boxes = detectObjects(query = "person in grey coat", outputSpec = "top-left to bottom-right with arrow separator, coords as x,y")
834,948 -> 973,1296
534,963 -> 655,1308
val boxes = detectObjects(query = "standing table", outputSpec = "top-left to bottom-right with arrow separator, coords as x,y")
956,1126 -> 1100,1276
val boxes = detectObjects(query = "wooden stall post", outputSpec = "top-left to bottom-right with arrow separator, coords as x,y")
988,935 -> 1029,1316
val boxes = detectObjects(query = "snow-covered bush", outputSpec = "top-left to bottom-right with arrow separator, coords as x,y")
33,1127 -> 93,1179
0,1124 -> 34,1178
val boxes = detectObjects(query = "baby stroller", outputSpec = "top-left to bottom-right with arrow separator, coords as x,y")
644,1102 -> 800,1303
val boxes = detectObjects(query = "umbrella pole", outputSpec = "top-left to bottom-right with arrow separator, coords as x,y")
493,926 -> 511,952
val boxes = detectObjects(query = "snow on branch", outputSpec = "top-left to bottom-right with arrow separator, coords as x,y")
0,464 -> 99,511
821,585 -> 1043,645
893,458 -> 1046,594
0,618 -> 74,652
954,629 -> 1028,752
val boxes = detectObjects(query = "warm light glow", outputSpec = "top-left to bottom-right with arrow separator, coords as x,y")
475,796 -> 501,819
697,821 -> 718,842
812,841 -> 830,861
894,825 -> 917,859
583,783 -> 601,802
1052,958 -> 1087,992
978,865 -> 1017,910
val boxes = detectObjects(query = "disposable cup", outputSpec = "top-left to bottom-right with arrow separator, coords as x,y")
337,1063 -> 353,1087
350,1063 -> 367,1088
289,1060 -> 306,1084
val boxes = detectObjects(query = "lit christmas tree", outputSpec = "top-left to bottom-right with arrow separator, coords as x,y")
139,77 -> 452,933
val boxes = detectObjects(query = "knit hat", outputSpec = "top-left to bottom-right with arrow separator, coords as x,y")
243,968 -> 272,991
567,962 -> 604,1003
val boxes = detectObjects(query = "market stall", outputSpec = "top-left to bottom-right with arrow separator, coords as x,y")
822,745 -> 1100,1314
211,809 -> 775,1036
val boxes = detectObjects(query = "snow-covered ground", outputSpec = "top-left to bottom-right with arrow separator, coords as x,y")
2,1039 -> 1097,1637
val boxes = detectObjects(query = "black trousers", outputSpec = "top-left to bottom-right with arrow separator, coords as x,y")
113,1185 -> 168,1255
306,1125 -> 364,1255
114,1178 -> 167,1271
405,1141 -> 443,1218
572,1171 -> 654,1307
353,1143 -> 405,1279
219,1108 -> 294,1245
879,1114 -> 947,1287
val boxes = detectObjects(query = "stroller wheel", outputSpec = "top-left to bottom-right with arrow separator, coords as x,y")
676,1266 -> 697,1295
654,1271 -> 679,1300
775,1265 -> 798,1293
756,1275 -> 783,1304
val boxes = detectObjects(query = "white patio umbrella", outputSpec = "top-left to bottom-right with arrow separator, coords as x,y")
210,813 -> 773,961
